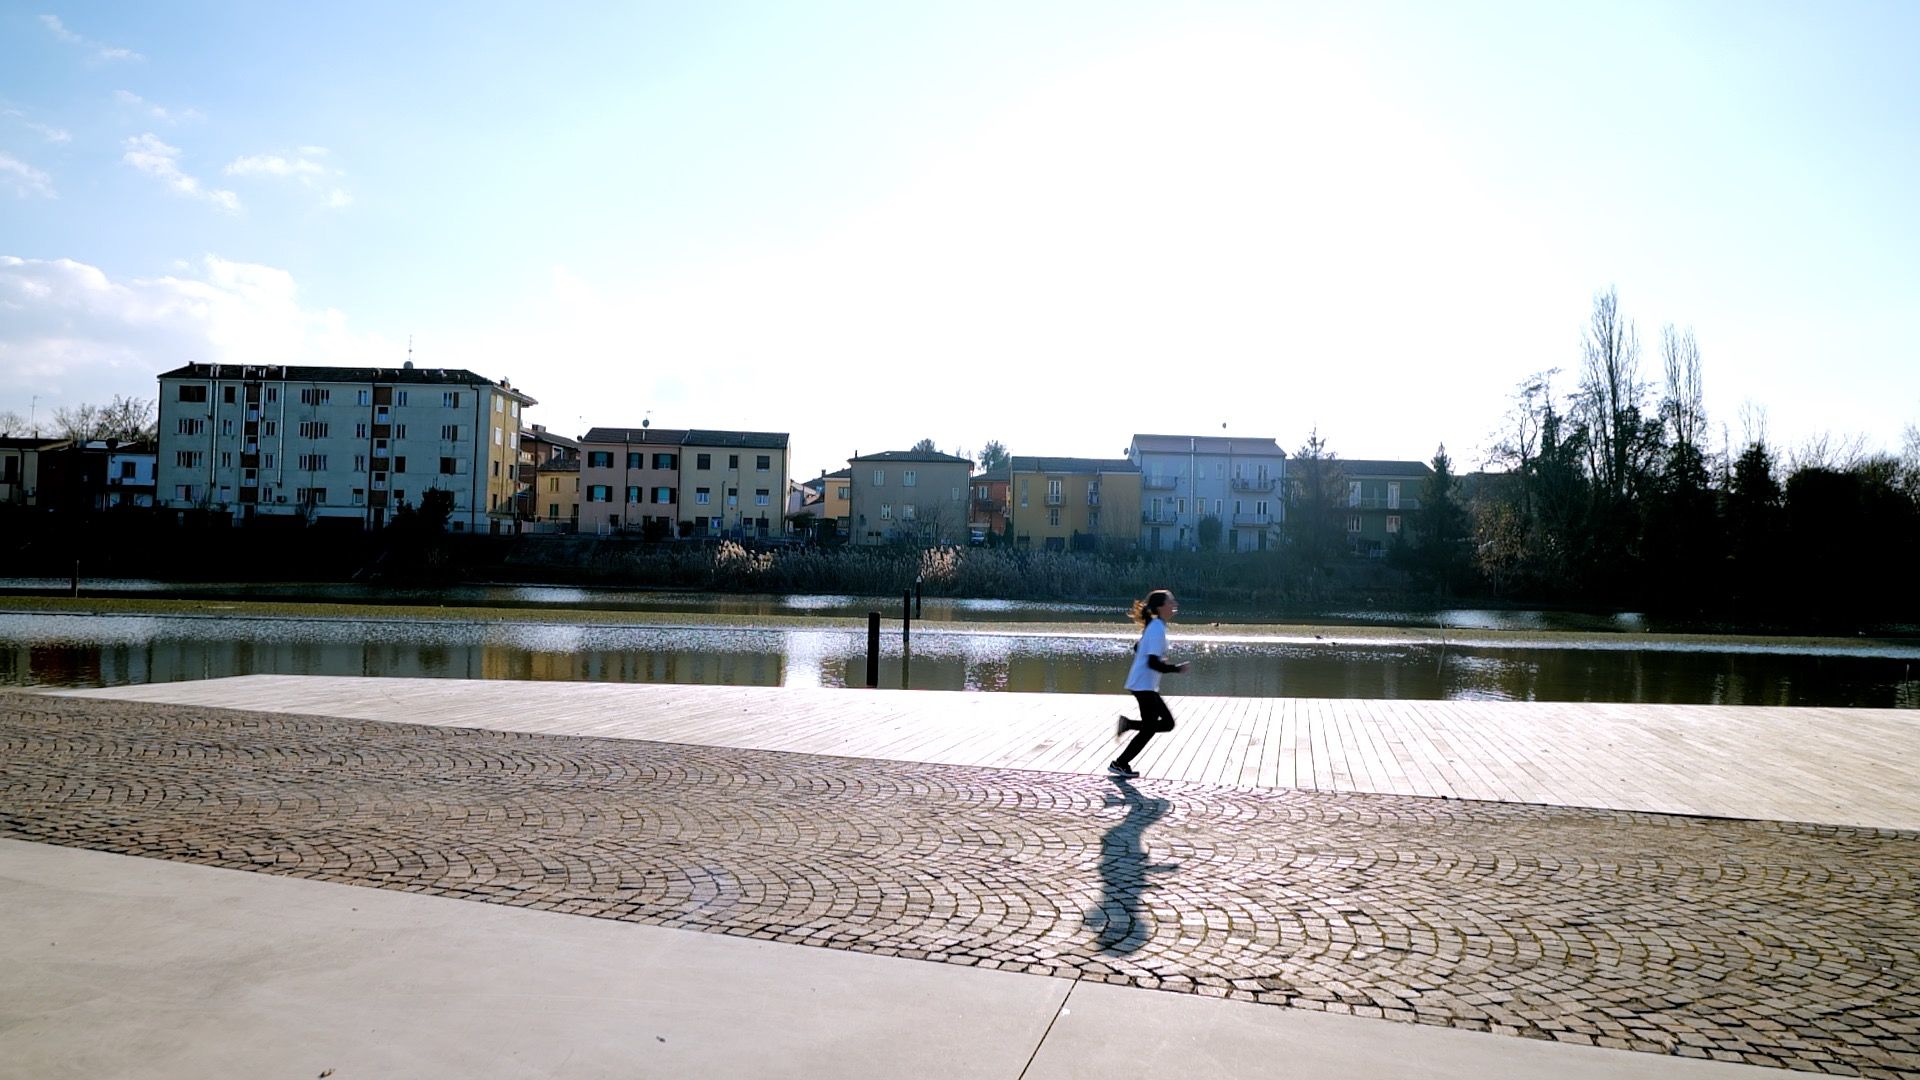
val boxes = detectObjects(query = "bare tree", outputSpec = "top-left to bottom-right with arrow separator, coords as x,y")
1660,325 -> 1705,456
1897,422 -> 1920,500
1788,431 -> 1870,473
53,403 -> 105,442
98,395 -> 157,442
1576,287 -> 1645,501
0,410 -> 41,438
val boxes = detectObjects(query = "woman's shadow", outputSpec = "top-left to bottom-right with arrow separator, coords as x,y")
1082,777 -> 1179,955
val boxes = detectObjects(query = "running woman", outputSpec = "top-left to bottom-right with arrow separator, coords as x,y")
1110,588 -> 1188,778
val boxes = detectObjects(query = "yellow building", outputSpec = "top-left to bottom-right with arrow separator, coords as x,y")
531,459 -> 581,529
1007,456 -> 1142,551
677,429 -> 791,538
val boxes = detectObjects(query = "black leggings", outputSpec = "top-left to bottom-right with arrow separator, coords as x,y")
1117,690 -> 1176,767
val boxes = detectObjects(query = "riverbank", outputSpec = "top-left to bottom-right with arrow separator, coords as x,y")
9,595 -> 1918,658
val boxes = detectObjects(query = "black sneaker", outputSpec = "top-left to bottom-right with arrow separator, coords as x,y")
1107,761 -> 1139,778
1115,715 -> 1135,739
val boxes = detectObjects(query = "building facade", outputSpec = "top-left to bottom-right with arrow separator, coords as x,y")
155,362 -> 535,531
1128,434 -> 1288,552
677,430 -> 791,539
578,426 -> 686,536
0,437 -> 67,507
1339,459 -> 1432,557
969,466 -> 1008,541
847,450 -> 973,545
1006,457 -> 1141,551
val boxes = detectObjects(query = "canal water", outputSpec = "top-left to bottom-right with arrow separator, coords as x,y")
3,610 -> 1917,707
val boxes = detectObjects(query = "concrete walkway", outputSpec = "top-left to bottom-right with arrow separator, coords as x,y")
2,839 -> 1781,1080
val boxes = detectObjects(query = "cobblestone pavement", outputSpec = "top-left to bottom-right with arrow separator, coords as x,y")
4,693 -> 1917,1077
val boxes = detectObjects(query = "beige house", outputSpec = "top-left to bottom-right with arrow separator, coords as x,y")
847,450 -> 973,545
678,429 -> 791,538
578,426 -> 686,536
0,437 -> 66,507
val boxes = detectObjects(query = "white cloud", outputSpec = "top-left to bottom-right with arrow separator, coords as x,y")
0,153 -> 55,198
122,133 -> 240,212
0,254 -> 401,413
113,90 -> 204,124
224,145 -> 351,209
2,106 -> 71,143
40,14 -> 143,63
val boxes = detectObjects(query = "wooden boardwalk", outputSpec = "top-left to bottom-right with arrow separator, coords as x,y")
53,675 -> 1920,831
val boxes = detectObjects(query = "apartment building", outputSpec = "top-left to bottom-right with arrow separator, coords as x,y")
1129,434 -> 1288,552
678,430 -> 791,539
1006,457 -> 1141,551
154,362 -> 535,531
0,437 -> 66,507
847,450 -> 972,545
969,466 -> 1008,541
578,426 -> 686,536
1339,459 -> 1433,557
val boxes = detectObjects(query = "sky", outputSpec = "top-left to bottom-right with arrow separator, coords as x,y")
3,0 -> 1916,480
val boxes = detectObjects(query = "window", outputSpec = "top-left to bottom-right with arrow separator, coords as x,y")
354,422 -> 368,439
548,503 -> 559,519
298,421 -> 330,439
696,453 -> 711,470
1387,481 -> 1401,510
726,487 -> 738,507
298,453 -> 328,471
904,470 -> 917,487
394,424 -> 408,439
653,487 -> 673,504
654,453 -> 676,470
443,392 -> 461,408
265,387 -> 279,404
493,396 -> 503,413
175,450 -> 201,468
262,453 -> 275,470
836,485 -> 849,500
756,455 -> 769,472
175,484 -> 194,501
395,390 -> 409,407
1019,479 -> 1028,507
728,454 -> 739,469
442,424 -> 461,441
1348,515 -> 1362,532
1386,516 -> 1401,534
1177,498 -> 1186,514
1087,482 -> 1099,505
352,488 -> 365,505
874,469 -> 885,486
588,451 -> 612,468
297,487 -> 326,505
439,457 -> 459,475
1215,499 -> 1223,514
1089,508 -> 1100,529
393,456 -> 407,473
222,386 -> 237,404
178,385 -> 207,403
902,503 -> 916,521
262,420 -> 278,437
300,388 -> 331,405
1048,507 -> 1060,528
492,460 -> 500,477
695,487 -> 711,505
880,503 -> 892,520
374,405 -> 390,424
492,427 -> 502,446
510,402 -> 519,418
755,489 -> 769,506
586,485 -> 612,502
1046,478 -> 1061,503
1348,481 -> 1362,508
357,390 -> 372,406
952,486 -> 962,502
177,418 -> 205,436
354,454 -> 367,471
1256,500 -> 1269,516
219,452 -> 232,468
626,486 -> 641,504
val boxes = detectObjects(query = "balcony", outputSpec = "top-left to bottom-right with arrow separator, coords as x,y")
1142,475 -> 1178,490
1086,494 -> 1100,506
972,497 -> 1000,512
1044,493 -> 1064,506
1348,497 -> 1421,511
1232,512 -> 1273,526
1141,509 -> 1179,526
1230,477 -> 1277,493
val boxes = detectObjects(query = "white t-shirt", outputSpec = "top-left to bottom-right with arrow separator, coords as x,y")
1125,619 -> 1170,693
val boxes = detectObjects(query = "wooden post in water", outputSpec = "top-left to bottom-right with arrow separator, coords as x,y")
915,576 -> 923,619
901,590 -> 912,649
866,612 -> 880,688
71,561 -> 79,598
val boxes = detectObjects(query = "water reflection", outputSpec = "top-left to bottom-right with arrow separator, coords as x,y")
0,612 -> 1916,708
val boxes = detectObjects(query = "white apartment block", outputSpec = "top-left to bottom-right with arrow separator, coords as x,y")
155,362 -> 536,532
1128,434 -> 1288,552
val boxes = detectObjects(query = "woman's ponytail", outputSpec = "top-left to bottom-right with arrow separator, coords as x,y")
1129,589 -> 1172,627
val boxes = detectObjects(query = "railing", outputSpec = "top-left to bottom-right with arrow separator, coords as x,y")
1044,493 -> 1063,506
1142,475 -> 1178,490
972,497 -> 1000,511
1141,510 -> 1179,526
1230,477 -> 1277,493
1086,494 -> 1100,506
1232,512 -> 1273,526
1347,497 -> 1421,510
